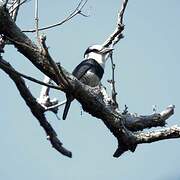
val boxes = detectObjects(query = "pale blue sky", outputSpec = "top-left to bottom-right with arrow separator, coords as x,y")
0,0 -> 180,180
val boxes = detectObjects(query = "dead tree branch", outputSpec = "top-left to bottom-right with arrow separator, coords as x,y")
37,75 -> 62,114
0,1 -> 179,158
124,105 -> 175,131
0,5 -> 138,154
135,125 -> 180,144
34,0 -> 41,46
102,0 -> 128,48
102,0 -> 129,111
0,57 -> 72,158
107,54 -> 118,108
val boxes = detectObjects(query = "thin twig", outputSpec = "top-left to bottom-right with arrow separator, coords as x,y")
45,100 -> 66,111
23,0 -> 89,33
35,0 -> 41,47
111,54 -> 118,107
107,53 -> 118,108
119,0 -> 128,25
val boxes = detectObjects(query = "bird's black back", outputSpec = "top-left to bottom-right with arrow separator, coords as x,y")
72,58 -> 104,81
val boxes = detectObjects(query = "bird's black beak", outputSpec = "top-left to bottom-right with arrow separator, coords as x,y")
100,47 -> 114,54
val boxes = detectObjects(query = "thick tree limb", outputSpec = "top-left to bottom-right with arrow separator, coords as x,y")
0,57 -> 72,158
114,125 -> 180,157
124,105 -> 175,131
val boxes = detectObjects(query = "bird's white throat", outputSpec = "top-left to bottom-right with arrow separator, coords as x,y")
85,52 -> 109,69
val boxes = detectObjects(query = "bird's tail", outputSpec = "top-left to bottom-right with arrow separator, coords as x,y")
62,95 -> 73,120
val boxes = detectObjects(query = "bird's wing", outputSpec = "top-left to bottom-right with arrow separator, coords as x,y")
72,59 -> 94,80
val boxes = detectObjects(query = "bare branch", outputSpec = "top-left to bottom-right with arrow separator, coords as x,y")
107,53 -> 118,108
0,57 -> 72,158
135,125 -> 180,144
114,125 -> 180,158
103,0 -> 128,113
124,105 -> 175,131
37,75 -> 62,114
102,0 -> 128,47
23,0 -> 89,33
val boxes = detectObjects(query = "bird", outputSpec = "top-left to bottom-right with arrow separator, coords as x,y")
62,44 -> 113,120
